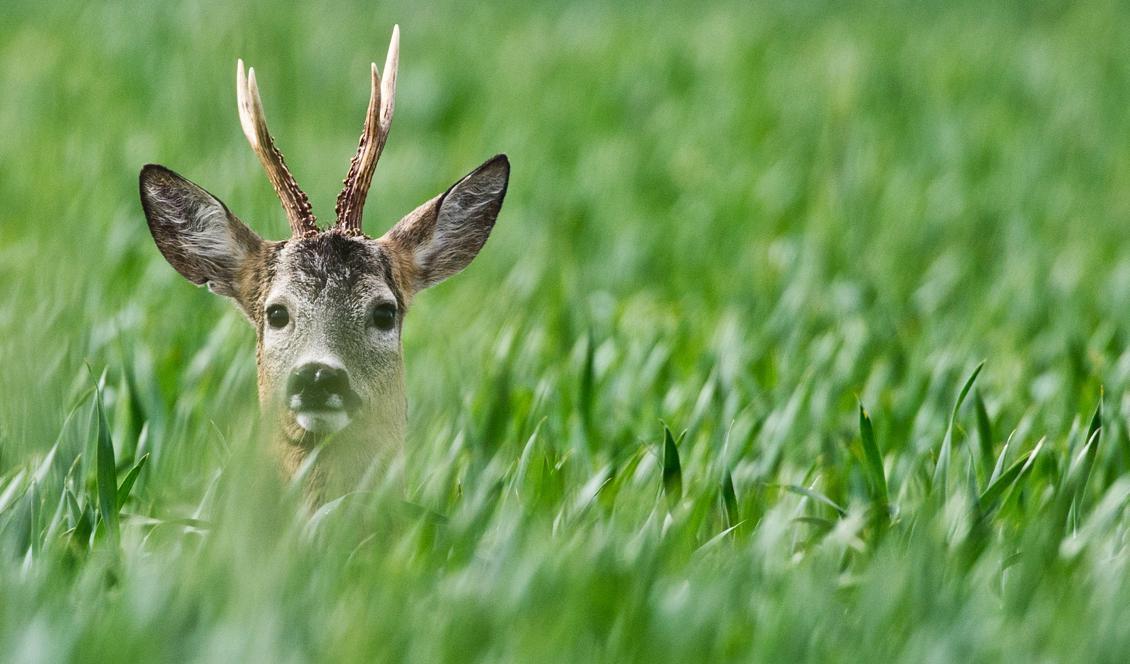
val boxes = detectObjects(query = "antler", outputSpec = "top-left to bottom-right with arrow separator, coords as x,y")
335,25 -> 400,235
237,60 -> 319,237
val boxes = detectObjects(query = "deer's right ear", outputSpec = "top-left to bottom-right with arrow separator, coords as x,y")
139,165 -> 264,299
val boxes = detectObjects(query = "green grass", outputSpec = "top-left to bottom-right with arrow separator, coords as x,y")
3,0 -> 1130,660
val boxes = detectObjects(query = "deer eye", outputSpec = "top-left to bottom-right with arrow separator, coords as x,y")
370,303 -> 397,331
266,304 -> 290,329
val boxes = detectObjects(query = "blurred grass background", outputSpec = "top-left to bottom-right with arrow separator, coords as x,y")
3,0 -> 1130,660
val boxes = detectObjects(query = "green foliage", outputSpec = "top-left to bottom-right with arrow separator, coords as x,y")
3,0 -> 1130,660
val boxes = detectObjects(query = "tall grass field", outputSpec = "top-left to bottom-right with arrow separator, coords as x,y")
3,0 -> 1130,660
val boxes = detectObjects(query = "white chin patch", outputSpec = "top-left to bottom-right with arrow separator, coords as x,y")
295,410 -> 351,434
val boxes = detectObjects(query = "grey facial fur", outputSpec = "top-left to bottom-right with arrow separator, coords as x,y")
258,233 -> 406,439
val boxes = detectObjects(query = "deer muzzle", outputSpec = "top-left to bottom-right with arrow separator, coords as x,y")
286,362 -> 362,434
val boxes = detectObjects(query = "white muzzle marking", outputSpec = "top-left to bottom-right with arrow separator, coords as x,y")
295,409 -> 352,434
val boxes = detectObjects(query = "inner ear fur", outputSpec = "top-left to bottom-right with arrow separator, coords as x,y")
380,154 -> 510,293
139,164 -> 265,305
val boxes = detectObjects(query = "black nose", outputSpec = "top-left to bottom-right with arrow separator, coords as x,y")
286,363 -> 355,410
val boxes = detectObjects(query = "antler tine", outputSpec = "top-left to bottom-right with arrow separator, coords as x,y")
236,59 -> 318,237
335,24 -> 400,235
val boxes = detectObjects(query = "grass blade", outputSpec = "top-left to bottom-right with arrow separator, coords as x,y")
951,362 -> 985,424
779,483 -> 847,517
858,403 -> 888,516
988,432 -> 1014,485
91,370 -> 120,544
933,361 -> 985,491
721,469 -> 739,529
979,437 -> 1044,509
1063,395 -> 1103,531
974,390 -> 994,477
579,330 -> 595,437
116,453 -> 150,509
1074,395 -> 1103,493
662,425 -> 683,509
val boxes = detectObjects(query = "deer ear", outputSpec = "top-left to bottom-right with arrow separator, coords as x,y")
139,165 -> 264,299
381,154 -> 509,293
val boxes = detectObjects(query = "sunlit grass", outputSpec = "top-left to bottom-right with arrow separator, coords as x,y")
3,0 -> 1130,660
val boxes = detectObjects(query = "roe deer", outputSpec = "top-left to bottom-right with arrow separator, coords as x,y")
138,26 -> 510,501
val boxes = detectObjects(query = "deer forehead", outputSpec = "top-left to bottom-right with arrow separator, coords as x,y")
264,233 -> 403,314
255,234 -> 405,384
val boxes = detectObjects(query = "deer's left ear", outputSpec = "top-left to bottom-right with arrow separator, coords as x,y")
381,154 -> 509,293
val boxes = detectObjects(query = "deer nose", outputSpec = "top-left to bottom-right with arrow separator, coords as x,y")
286,363 -> 356,411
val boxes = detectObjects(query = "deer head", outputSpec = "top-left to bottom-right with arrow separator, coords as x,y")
138,27 -> 510,499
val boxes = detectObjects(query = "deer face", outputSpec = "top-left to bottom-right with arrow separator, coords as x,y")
137,27 -> 509,495
261,233 -> 402,437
